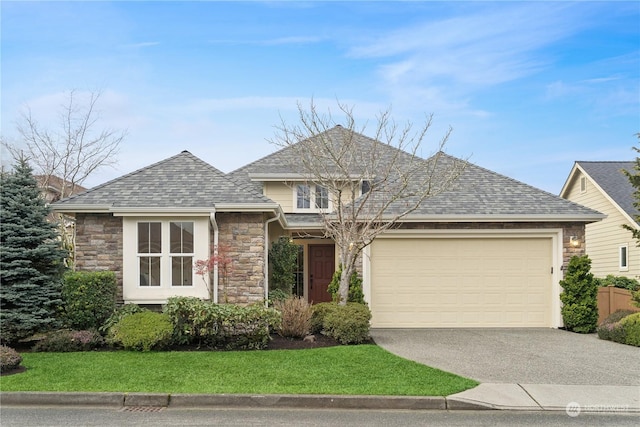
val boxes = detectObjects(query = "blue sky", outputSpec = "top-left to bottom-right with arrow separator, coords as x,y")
1,1 -> 638,193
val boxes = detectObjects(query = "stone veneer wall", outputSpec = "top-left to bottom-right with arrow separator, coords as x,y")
74,213 -> 124,302
399,222 -> 587,276
215,212 -> 266,304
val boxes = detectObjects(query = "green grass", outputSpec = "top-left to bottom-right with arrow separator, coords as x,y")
0,345 -> 478,396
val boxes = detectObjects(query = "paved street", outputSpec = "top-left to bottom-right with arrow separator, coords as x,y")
1,406 -> 639,427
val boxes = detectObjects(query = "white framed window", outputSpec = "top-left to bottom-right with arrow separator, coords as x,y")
296,184 -> 311,209
170,221 -> 194,286
138,222 -> 162,286
136,220 -> 195,287
619,244 -> 629,271
123,216 -> 210,303
294,183 -> 330,212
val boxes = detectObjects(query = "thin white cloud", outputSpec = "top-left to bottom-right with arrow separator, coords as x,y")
207,36 -> 323,46
120,42 -> 160,49
357,4 -> 586,84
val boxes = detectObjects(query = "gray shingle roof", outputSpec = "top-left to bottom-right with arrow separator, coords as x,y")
357,154 -> 604,219
578,161 -> 636,220
228,125 -> 417,191
53,151 -> 275,210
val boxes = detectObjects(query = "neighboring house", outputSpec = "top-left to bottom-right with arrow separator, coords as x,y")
53,126 -> 604,328
560,161 -> 638,279
35,175 -> 88,204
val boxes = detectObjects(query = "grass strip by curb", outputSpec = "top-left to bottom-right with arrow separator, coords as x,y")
0,345 -> 478,396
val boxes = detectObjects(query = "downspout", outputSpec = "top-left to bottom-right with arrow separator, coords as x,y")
209,210 -> 219,303
264,212 -> 281,306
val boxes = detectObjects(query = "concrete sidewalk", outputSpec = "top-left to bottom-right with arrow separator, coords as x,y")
1,385 -> 639,413
448,383 -> 640,413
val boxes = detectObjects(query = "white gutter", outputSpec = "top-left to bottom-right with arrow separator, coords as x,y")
263,212 -> 282,305
209,210 -> 219,303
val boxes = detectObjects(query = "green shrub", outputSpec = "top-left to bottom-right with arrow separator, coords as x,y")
620,313 -> 640,347
632,290 -> 640,309
323,303 -> 371,345
100,304 -> 149,335
164,297 -> 281,350
595,275 -> 640,291
596,310 -> 636,342
62,271 -> 117,330
560,255 -> 598,333
310,302 -> 338,334
108,311 -> 173,351
328,266 -> 365,304
268,288 -> 290,305
274,296 -> 312,338
32,329 -> 104,352
0,345 -> 22,373
268,237 -> 299,295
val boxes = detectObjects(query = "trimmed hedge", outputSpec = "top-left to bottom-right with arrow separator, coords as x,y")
310,302 -> 338,334
620,313 -> 640,347
62,271 -> 117,331
108,311 -> 173,351
597,310 -> 636,343
324,303 -> 371,344
100,304 -> 149,335
164,297 -> 281,350
312,302 -> 371,345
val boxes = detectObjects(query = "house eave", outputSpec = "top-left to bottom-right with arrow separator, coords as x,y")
51,204 -> 112,213
214,203 -> 281,212
392,214 -> 606,223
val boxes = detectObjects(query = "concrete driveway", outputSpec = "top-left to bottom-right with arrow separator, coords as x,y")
370,328 -> 640,386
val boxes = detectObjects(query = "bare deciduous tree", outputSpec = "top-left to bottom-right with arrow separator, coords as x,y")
2,89 -> 127,267
3,89 -> 127,200
270,100 -> 466,304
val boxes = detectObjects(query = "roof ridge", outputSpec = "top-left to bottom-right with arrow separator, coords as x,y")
576,160 -> 634,164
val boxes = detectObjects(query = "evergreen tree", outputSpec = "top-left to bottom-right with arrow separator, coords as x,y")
0,158 -> 67,344
559,255 -> 598,333
622,138 -> 640,242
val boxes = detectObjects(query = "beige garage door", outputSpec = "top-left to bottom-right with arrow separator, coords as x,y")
370,237 -> 553,328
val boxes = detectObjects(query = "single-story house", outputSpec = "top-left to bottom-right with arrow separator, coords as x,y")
53,126 -> 604,328
560,161 -> 638,279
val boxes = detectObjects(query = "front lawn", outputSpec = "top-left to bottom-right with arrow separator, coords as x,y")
0,345 -> 478,396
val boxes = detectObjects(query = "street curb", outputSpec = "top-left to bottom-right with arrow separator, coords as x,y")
0,392 -> 125,407
0,392 -> 490,411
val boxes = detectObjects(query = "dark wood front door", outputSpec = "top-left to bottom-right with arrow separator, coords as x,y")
308,245 -> 335,303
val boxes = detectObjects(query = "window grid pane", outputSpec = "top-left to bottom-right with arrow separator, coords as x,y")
140,256 -> 161,286
315,185 -> 328,209
138,222 -> 162,253
297,184 -> 310,209
170,222 -> 194,254
172,256 -> 193,286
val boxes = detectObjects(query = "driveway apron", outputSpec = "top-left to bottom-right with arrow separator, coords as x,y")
370,328 -> 640,386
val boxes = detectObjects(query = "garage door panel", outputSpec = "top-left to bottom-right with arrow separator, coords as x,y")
371,237 -> 553,328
